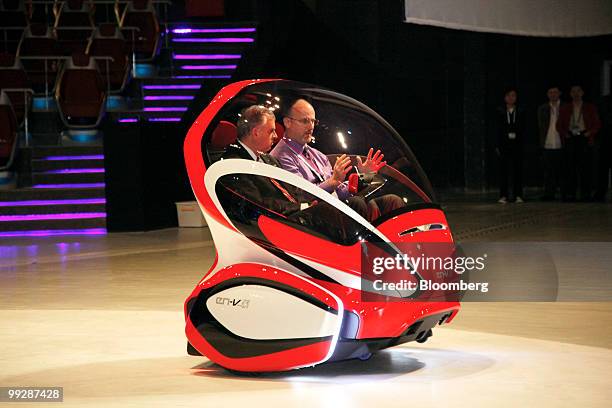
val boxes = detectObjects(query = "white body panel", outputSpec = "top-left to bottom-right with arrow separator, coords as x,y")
196,158 -> 416,296
203,159 -> 392,244
207,285 -> 340,340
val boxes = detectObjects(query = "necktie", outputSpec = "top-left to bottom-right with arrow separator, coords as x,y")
257,155 -> 297,203
303,148 -> 324,181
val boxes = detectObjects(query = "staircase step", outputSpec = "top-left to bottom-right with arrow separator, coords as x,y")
31,172 -> 105,185
123,111 -> 184,122
167,22 -> 257,29
31,158 -> 105,172
142,99 -> 192,108
30,146 -> 104,159
0,217 -> 106,232
141,88 -> 200,97
0,188 -> 105,201
0,227 -> 107,237
0,203 -> 106,216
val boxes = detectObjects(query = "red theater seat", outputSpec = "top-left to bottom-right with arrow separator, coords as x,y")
211,120 -> 237,149
0,91 -> 18,170
16,23 -> 59,94
86,23 -> 130,93
0,0 -> 31,53
0,53 -> 31,127
55,52 -> 106,129
185,0 -> 224,17
274,122 -> 284,144
209,120 -> 237,162
119,0 -> 160,61
54,0 -> 95,55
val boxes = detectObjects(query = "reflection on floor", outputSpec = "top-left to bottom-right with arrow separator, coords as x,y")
0,201 -> 611,407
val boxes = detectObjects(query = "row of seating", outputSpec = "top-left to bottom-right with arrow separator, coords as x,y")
0,52 -> 107,131
0,0 -> 166,27
0,24 -> 131,106
1,0 -> 161,60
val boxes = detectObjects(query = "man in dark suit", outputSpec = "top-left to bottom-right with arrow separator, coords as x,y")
220,105 -> 303,216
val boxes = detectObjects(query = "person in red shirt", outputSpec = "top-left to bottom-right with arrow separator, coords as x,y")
556,85 -> 601,201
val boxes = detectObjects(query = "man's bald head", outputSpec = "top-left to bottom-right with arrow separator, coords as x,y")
283,99 -> 317,145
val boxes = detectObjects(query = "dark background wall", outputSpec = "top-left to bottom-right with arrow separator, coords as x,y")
232,0 -> 612,192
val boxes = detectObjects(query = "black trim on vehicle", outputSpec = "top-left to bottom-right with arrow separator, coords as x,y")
329,312 -> 448,362
189,278 -> 338,359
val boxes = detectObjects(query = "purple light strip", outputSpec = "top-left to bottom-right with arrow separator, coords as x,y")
148,117 -> 181,122
0,228 -> 107,238
0,212 -> 106,222
180,65 -> 237,70
172,38 -> 254,43
142,84 -> 201,90
43,168 -> 105,174
143,95 -> 194,101
173,54 -> 241,60
143,107 -> 188,112
42,155 -> 104,161
172,28 -> 256,34
0,198 -> 106,207
33,183 -> 105,189
173,75 -> 231,79
118,118 -> 138,123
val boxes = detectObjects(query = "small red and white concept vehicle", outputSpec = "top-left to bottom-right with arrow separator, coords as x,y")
183,79 -> 460,372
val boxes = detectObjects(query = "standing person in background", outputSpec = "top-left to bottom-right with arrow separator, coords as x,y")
557,85 -> 601,201
495,88 -> 525,204
593,94 -> 612,202
537,86 -> 563,201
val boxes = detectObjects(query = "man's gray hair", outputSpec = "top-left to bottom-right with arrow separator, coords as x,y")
236,105 -> 275,140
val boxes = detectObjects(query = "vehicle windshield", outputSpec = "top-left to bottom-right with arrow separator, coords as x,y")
203,80 -> 436,246
204,80 -> 435,205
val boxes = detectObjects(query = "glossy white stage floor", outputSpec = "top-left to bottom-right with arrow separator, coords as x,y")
2,310 -> 610,407
1,202 -> 611,407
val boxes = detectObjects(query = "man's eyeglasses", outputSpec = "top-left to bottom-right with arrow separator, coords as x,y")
287,116 -> 320,126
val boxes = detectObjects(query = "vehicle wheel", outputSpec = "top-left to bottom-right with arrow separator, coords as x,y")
358,352 -> 373,361
416,329 -> 433,343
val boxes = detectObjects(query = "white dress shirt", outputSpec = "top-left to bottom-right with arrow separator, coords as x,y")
544,101 -> 561,149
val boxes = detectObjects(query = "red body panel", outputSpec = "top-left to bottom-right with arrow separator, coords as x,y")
376,208 -> 453,243
258,215 -> 362,276
183,79 -> 277,231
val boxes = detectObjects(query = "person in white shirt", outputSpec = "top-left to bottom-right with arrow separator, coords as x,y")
537,86 -> 563,200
